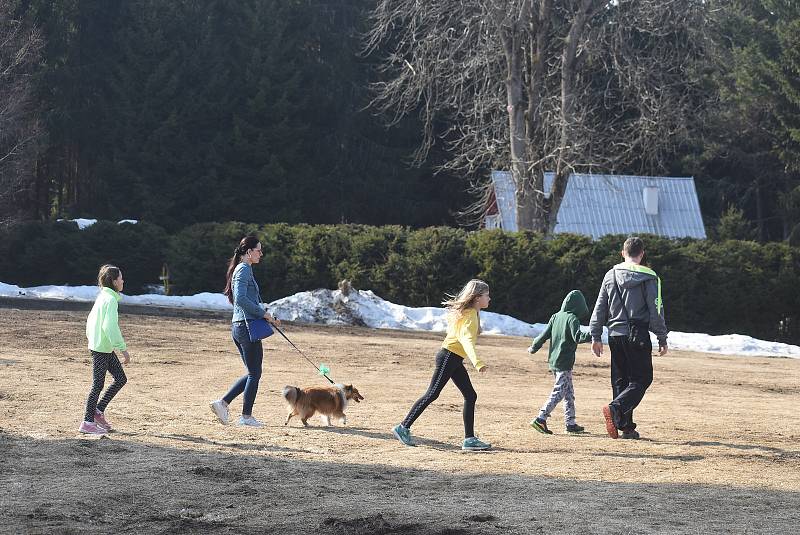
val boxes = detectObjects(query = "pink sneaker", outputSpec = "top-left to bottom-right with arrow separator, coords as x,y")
94,410 -> 112,430
79,421 -> 108,435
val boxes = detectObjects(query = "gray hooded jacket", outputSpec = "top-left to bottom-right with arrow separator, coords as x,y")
589,262 -> 668,345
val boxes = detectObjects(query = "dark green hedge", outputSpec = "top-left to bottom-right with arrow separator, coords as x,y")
2,221 -> 799,343
0,221 -> 167,294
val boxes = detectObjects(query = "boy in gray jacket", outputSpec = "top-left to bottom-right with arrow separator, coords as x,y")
589,236 -> 668,439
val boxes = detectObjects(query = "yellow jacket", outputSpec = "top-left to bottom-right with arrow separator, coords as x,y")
441,308 -> 485,370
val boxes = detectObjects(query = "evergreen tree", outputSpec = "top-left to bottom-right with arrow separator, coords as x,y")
17,0 -> 465,229
679,0 -> 800,241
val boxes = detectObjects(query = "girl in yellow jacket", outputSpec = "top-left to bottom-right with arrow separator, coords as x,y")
392,279 -> 492,451
79,264 -> 131,435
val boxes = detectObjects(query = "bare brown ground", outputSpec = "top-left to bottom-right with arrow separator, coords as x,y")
1,303 -> 799,534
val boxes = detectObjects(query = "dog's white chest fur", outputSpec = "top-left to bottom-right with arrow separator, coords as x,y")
334,383 -> 348,410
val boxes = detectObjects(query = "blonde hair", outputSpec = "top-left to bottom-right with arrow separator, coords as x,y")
442,279 -> 489,320
97,264 -> 121,289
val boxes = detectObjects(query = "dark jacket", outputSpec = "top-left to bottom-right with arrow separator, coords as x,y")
589,262 -> 669,345
530,290 -> 592,372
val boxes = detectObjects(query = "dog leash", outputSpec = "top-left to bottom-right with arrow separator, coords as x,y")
272,324 -> 335,385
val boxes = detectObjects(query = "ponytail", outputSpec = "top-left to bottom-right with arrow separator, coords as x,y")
223,235 -> 260,304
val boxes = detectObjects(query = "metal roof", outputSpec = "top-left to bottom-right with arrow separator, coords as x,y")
489,170 -> 519,231
489,171 -> 706,239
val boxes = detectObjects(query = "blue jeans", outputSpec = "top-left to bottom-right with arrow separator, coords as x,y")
223,322 -> 263,416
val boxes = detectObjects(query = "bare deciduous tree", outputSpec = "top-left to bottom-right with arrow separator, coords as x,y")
366,0 -> 710,232
0,5 -> 43,225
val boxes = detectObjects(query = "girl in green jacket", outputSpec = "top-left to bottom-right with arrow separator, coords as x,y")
80,264 -> 131,435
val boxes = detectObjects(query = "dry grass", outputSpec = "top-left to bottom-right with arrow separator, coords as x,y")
1,305 -> 799,534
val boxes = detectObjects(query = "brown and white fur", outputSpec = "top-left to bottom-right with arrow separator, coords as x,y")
282,384 -> 364,427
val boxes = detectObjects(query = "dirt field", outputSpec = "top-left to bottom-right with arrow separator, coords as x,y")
1,303 -> 799,534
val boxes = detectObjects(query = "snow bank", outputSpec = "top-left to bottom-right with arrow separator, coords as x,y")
1,282 -> 798,358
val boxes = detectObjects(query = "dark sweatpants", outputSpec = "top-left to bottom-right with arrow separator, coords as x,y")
402,348 -> 477,438
608,335 -> 653,430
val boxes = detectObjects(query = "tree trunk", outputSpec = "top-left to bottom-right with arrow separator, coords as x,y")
517,175 -> 549,233
546,168 -> 569,233
503,18 -> 537,232
546,0 -> 593,234
755,180 -> 765,241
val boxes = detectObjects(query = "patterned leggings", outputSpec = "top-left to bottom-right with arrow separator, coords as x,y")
83,351 -> 127,422
537,370 -> 576,426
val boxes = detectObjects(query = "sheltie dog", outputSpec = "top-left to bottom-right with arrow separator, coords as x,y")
282,384 -> 364,426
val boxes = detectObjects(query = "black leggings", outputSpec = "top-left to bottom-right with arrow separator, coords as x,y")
84,351 -> 127,422
402,349 -> 477,438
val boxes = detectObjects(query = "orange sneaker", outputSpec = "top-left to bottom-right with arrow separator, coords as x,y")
601,405 -> 619,439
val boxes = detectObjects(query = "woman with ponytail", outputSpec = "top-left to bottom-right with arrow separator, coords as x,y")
210,236 -> 279,427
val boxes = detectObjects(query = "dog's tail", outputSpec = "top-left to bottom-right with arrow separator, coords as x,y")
282,385 -> 301,405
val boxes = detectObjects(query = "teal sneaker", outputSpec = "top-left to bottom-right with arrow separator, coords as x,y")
462,436 -> 492,451
392,424 -> 416,447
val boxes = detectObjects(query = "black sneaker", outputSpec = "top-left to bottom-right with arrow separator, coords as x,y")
621,428 -> 640,440
565,423 -> 585,434
530,418 -> 553,435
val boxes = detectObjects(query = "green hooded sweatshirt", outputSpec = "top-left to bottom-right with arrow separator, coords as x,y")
86,287 -> 127,353
529,290 -> 591,372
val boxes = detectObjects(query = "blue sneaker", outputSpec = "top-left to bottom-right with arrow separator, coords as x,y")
462,436 -> 491,451
392,424 -> 416,447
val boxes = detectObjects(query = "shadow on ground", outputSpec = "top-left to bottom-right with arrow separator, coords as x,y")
1,430 -> 798,535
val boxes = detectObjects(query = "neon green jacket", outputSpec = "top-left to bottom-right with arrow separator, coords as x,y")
86,287 -> 127,353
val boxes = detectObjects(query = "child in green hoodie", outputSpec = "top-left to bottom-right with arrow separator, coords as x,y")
527,289 -> 592,434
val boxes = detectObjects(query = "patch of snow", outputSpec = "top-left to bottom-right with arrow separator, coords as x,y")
55,218 -> 138,229
57,218 -> 98,229
1,282 -> 798,358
